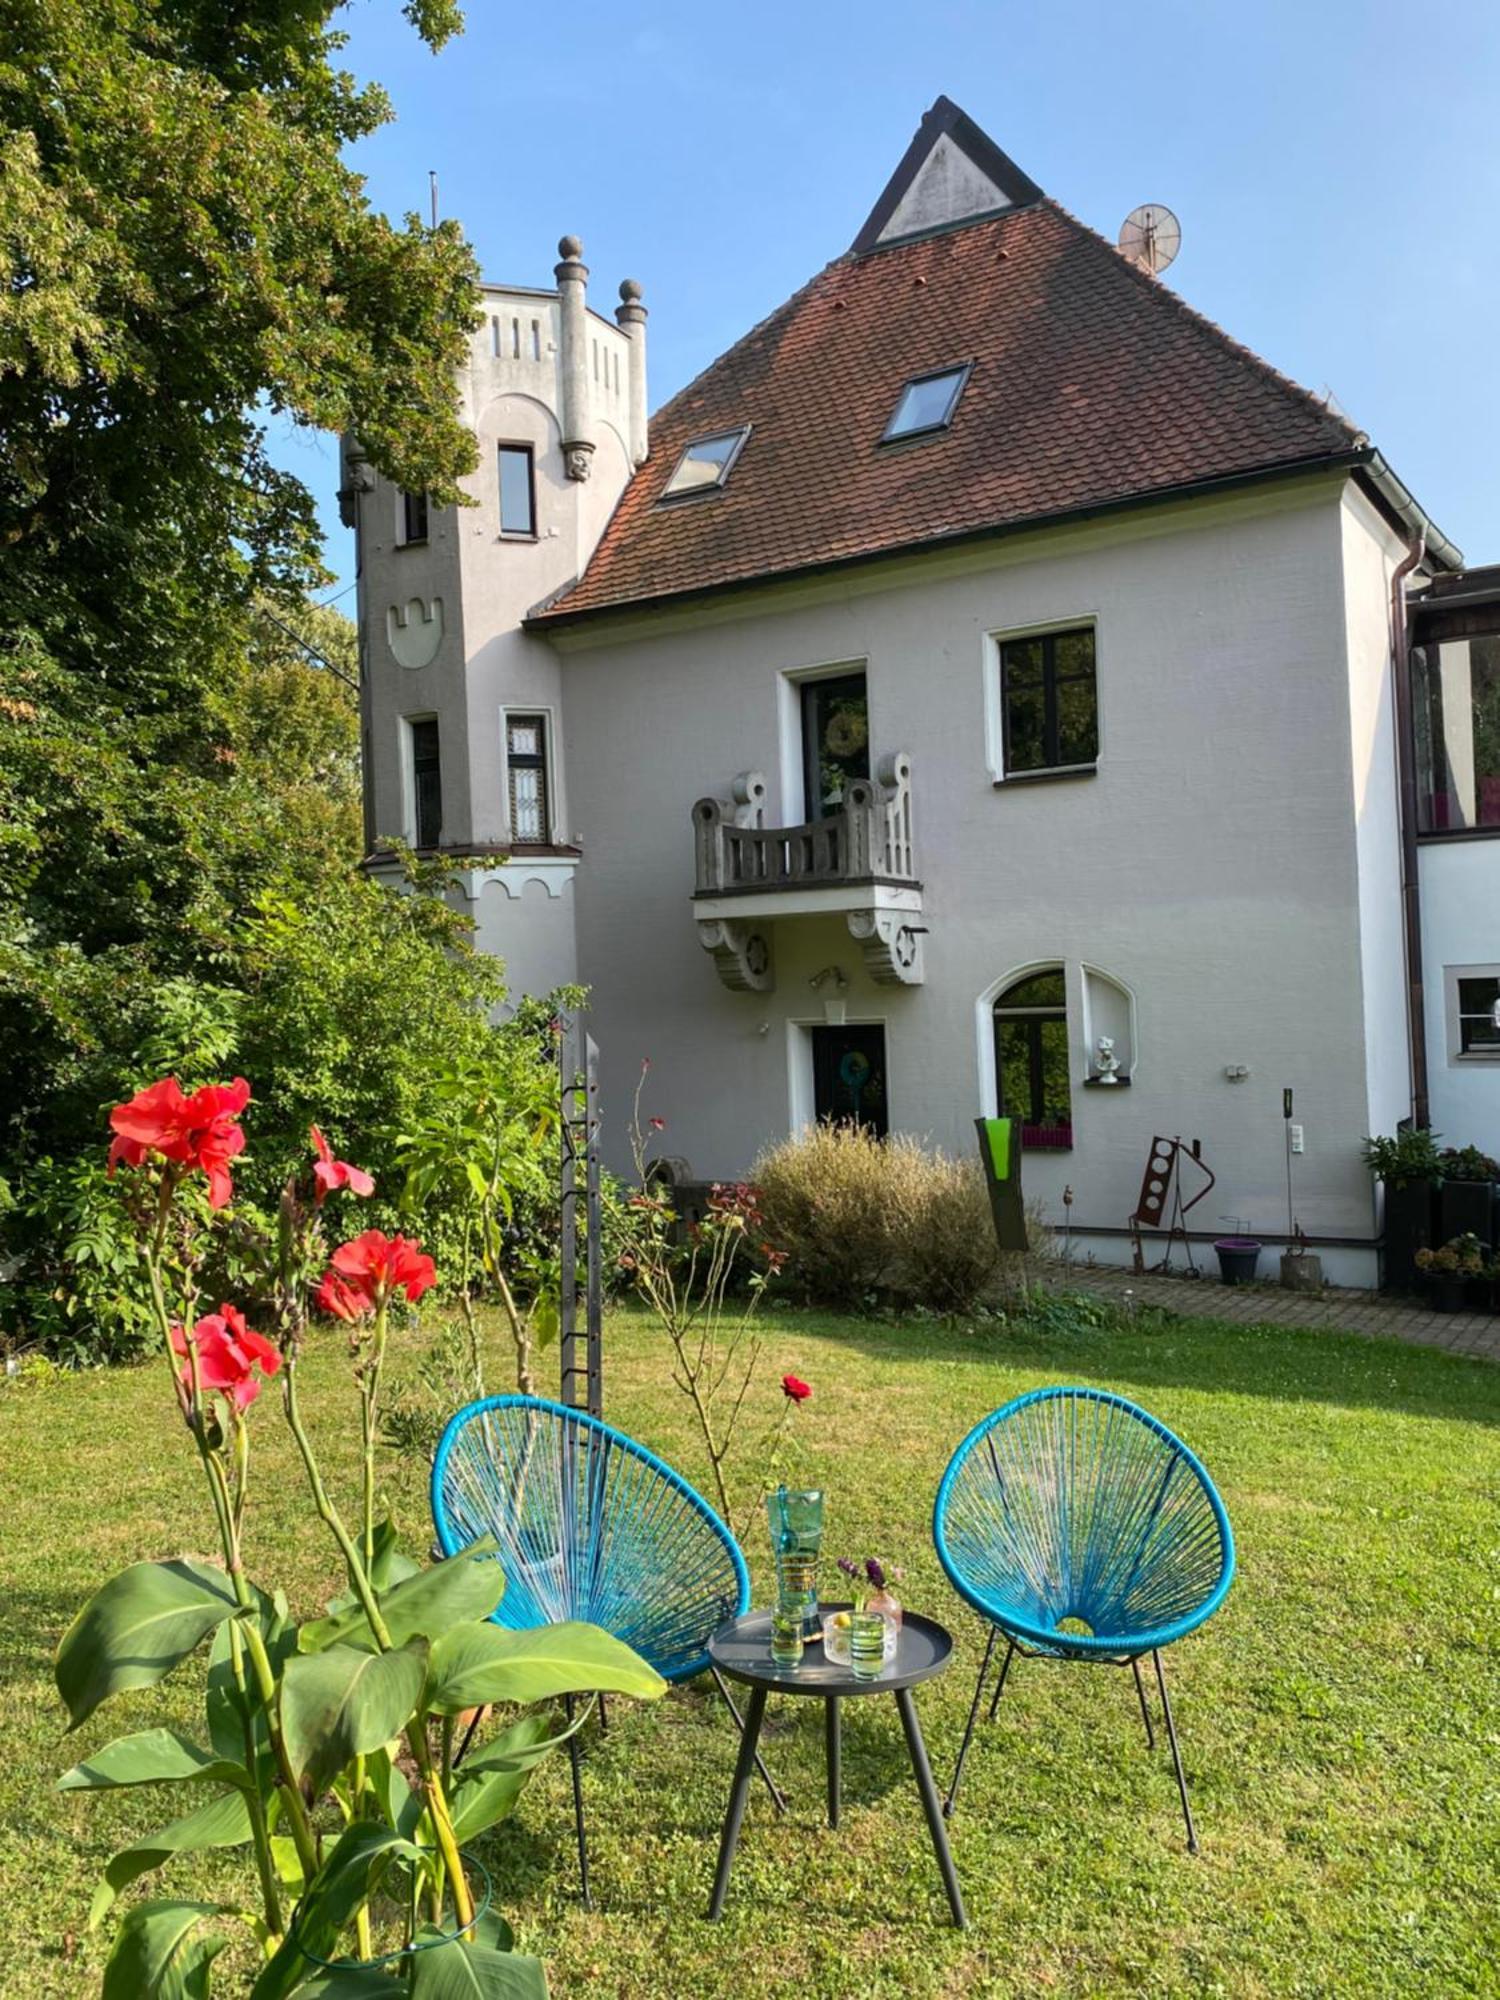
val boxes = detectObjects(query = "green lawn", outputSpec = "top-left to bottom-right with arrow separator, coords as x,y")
2,1302 -> 1496,1998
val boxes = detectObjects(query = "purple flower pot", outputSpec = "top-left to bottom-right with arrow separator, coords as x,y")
1213,1237 -> 1261,1285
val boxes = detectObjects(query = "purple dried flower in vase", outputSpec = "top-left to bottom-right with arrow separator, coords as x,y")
837,1557 -> 860,1581
865,1556 -> 885,1589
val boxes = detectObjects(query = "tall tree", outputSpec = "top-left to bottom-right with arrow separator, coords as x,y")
0,3 -> 498,1318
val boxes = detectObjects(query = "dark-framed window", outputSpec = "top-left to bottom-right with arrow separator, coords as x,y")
800,670 -> 869,821
998,626 -> 1098,776
506,713 -> 550,843
498,444 -> 536,537
812,1023 -> 888,1138
881,363 -> 971,443
1456,973 -> 1500,1057
400,489 -> 428,545
993,967 -> 1072,1149
659,426 -> 750,500
1413,634 -> 1500,834
408,716 -> 442,849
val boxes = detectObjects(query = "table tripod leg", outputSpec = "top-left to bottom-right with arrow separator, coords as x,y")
825,1696 -> 841,1827
895,1687 -> 968,1929
707,1684 -> 768,1920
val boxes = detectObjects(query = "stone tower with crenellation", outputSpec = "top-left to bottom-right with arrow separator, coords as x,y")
341,237 -> 647,997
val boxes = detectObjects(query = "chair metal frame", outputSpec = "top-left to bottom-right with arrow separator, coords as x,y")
933,1385 -> 1234,1851
432,1393 -> 782,1905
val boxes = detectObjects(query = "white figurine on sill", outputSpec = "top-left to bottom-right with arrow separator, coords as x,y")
1093,1035 -> 1122,1085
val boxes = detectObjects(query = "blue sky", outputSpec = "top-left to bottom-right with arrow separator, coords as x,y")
281,0 -> 1500,601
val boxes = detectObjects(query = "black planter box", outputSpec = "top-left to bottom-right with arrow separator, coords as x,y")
1439,1179 -> 1497,1250
1381,1179 -> 1438,1294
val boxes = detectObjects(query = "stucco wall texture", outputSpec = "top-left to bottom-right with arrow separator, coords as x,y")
559,483 -> 1396,1282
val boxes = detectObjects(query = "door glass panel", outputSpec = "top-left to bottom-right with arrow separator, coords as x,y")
801,672 -> 870,820
811,1024 -> 888,1137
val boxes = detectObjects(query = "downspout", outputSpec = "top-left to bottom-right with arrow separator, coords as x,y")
1390,534 -> 1430,1128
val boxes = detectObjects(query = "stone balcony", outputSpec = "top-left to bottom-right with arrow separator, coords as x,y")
690,753 -> 925,991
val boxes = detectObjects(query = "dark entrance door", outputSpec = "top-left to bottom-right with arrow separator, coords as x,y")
811,1024 -> 888,1137
801,671 -> 870,820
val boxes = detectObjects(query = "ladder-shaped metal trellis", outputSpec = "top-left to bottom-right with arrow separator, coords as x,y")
557,1016 -> 603,1418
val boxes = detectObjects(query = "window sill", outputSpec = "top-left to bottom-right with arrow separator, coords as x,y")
994,764 -> 1098,788
395,538 -> 429,551
1082,1073 -> 1131,1088
1418,825 -> 1500,844
498,532 -> 539,544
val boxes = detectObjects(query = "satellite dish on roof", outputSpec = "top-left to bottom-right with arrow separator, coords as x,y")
1118,203 -> 1181,276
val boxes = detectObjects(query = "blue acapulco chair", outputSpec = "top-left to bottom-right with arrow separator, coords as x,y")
431,1393 -> 781,1905
933,1386 -> 1234,1851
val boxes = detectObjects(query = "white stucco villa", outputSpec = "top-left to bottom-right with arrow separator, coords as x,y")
341,97 -> 1500,1287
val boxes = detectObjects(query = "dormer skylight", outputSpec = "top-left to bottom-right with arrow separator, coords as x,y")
660,426 -> 750,499
882,364 -> 971,443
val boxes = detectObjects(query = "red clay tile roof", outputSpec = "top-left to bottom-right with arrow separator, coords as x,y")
532,200 -> 1363,626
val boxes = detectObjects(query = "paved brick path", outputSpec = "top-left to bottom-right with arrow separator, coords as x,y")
1044,1260 -> 1500,1365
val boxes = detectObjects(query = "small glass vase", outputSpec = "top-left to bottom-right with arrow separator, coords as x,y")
849,1609 -> 887,1681
774,1550 -> 818,1639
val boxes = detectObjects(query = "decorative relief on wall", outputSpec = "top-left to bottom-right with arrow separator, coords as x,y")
846,908 -> 925,985
697,918 -> 774,993
385,596 -> 444,670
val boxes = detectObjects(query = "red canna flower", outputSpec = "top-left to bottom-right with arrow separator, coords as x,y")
309,1125 -> 375,1205
325,1229 -> 437,1312
170,1304 -> 281,1412
315,1271 -> 373,1323
108,1075 -> 251,1209
782,1373 -> 812,1403
649,1116 -> 666,1132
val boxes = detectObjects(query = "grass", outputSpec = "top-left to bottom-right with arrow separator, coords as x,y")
2,1299 -> 1497,1998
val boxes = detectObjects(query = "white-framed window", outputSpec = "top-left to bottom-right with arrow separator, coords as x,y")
500,707 -> 556,845
1446,964 -> 1500,1063
983,617 -> 1100,783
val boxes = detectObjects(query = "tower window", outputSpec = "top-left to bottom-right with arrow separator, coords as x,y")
660,426 -> 751,500
993,967 -> 1073,1149
498,445 -> 536,537
408,717 -> 442,849
399,489 -> 429,546
506,714 -> 550,843
882,364 -> 971,442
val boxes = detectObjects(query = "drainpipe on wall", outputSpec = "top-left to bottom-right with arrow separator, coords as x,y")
1390,533 -> 1430,1128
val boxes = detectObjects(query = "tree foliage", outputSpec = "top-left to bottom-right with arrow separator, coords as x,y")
0,2 -> 507,1355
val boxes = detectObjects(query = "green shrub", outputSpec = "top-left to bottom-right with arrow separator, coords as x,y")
1361,1128 -> 1444,1188
753,1123 -> 1027,1314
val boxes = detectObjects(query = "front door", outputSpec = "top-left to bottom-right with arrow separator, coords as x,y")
811,1023 -> 888,1137
801,671 -> 870,820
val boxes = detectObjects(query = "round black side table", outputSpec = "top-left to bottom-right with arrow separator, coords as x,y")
705,1603 -> 966,1929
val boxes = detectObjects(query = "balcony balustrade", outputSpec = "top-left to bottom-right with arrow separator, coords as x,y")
690,754 -> 925,991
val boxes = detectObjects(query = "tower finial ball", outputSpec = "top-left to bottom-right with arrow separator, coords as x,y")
619,277 -> 643,302
558,234 -> 583,260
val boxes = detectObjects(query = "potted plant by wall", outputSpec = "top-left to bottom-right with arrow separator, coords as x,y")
1415,1235 -> 1484,1314
1437,1145 -> 1500,1250
1213,1229 -> 1262,1285
1362,1128 -> 1443,1294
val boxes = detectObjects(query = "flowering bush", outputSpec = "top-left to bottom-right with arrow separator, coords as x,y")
57,1075 -> 664,1994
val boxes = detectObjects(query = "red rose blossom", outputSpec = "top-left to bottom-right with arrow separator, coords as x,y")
782,1373 -> 812,1403
324,1229 -> 437,1313
108,1075 -> 251,1209
309,1125 -> 375,1205
170,1304 -> 280,1412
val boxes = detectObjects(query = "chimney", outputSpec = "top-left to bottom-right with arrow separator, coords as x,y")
615,278 -> 649,467
554,235 -> 593,481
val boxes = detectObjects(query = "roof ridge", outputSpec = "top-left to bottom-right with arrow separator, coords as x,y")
1041,197 -> 1362,448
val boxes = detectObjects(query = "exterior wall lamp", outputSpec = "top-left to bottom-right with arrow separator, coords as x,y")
809,964 -> 850,1026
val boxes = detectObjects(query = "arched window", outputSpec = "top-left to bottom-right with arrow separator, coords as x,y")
993,968 -> 1072,1150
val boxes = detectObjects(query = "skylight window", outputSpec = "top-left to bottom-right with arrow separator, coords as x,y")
882,364 -> 971,442
660,426 -> 750,499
